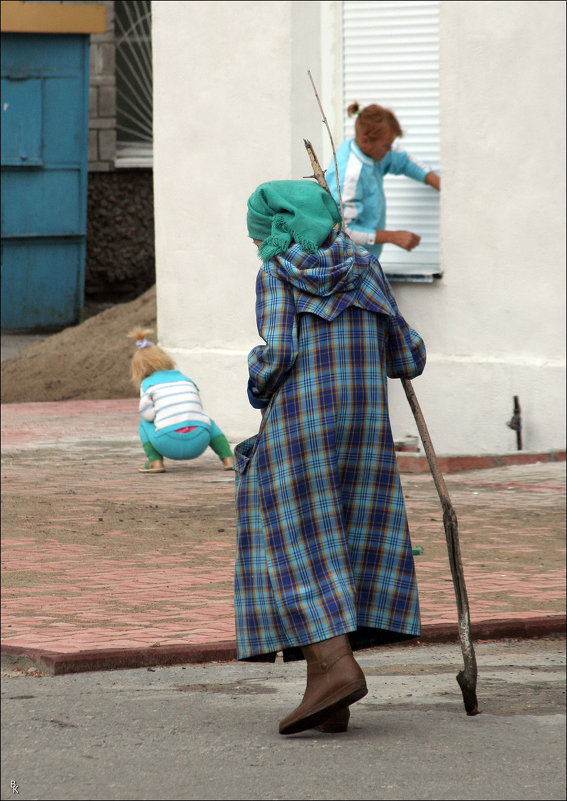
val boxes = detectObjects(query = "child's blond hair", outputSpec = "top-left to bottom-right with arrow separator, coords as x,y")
128,328 -> 176,386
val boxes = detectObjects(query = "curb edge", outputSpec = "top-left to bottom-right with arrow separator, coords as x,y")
2,615 -> 565,676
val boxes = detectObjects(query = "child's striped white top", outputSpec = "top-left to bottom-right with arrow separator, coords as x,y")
139,370 -> 211,431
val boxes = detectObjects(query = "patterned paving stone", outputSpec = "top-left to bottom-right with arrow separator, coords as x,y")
1,400 -> 565,655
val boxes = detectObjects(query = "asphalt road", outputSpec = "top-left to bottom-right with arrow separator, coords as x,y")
1,638 -> 565,801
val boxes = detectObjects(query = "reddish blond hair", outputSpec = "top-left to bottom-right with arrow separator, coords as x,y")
128,328 -> 175,387
347,102 -> 403,142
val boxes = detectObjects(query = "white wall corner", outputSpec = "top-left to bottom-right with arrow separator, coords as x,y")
320,0 -> 344,169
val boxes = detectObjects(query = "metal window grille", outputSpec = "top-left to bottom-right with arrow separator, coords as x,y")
115,0 -> 153,167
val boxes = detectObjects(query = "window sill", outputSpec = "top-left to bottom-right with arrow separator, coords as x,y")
383,264 -> 442,283
115,143 -> 153,169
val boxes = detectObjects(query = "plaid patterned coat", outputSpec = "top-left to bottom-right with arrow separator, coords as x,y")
234,233 -> 426,661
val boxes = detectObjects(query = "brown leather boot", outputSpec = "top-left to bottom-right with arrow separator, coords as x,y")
279,634 -> 367,735
314,706 -> 350,733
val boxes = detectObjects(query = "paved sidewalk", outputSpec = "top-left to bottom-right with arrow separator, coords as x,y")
1,399 -> 565,674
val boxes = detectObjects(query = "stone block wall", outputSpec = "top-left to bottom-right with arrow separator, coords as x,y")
88,0 -> 116,171
24,1 -> 155,299
86,1 -> 155,297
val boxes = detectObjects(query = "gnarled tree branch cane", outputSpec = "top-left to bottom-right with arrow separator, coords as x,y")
400,380 -> 479,715
303,129 -> 479,716
307,70 -> 344,225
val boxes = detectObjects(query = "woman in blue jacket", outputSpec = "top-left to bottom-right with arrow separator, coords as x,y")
325,102 -> 440,259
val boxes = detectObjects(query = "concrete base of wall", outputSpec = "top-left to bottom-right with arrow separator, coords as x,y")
395,448 -> 566,474
171,347 -> 567,457
387,358 -> 566,456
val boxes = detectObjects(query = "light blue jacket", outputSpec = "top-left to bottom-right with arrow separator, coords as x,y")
325,139 -> 429,258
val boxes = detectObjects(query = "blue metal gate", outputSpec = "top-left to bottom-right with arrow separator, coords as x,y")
1,33 -> 90,331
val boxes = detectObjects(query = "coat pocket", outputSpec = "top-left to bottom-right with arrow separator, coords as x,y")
234,435 -> 258,476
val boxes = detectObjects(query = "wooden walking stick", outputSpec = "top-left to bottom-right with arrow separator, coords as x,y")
400,379 -> 479,715
304,75 -> 479,715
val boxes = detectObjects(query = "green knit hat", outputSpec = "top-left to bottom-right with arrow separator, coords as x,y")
246,180 -> 342,261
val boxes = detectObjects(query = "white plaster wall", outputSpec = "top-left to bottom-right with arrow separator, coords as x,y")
152,0 -> 565,454
152,1 -> 323,441
387,0 -> 566,453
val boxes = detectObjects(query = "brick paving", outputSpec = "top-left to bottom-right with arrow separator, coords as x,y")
1,399 -> 565,671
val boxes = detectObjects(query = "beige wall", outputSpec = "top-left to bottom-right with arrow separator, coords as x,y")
152,0 -> 566,454
152,1 -> 323,440
387,0 -> 566,453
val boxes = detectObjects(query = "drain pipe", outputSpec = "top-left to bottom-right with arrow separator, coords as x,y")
507,395 -> 523,450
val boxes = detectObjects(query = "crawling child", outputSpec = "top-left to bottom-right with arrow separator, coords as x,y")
129,328 -> 234,474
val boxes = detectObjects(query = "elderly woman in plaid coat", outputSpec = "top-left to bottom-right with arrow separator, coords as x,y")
235,181 -> 426,735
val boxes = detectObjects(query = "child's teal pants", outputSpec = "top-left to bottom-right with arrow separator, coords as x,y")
139,419 -> 232,463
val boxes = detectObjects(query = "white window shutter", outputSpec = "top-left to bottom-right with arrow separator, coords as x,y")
342,0 -> 440,280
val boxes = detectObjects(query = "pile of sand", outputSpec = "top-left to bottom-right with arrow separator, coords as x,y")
1,286 -> 156,404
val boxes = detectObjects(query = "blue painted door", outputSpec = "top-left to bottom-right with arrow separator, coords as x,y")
1,33 -> 90,330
